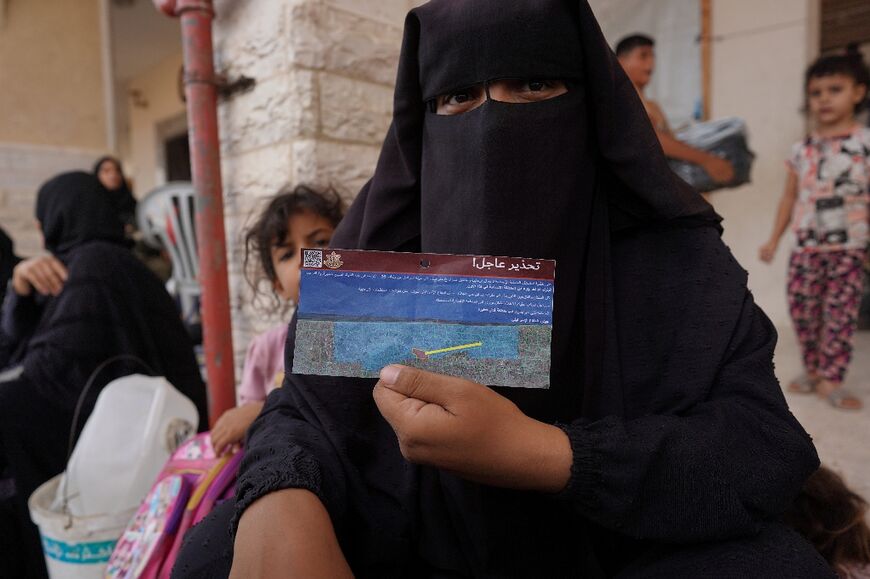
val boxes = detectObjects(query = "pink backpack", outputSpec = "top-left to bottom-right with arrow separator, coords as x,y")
106,433 -> 242,579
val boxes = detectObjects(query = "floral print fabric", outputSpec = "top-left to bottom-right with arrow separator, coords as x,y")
788,249 -> 866,383
788,127 -> 870,252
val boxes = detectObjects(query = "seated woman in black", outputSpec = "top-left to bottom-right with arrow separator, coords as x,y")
0,227 -> 21,367
0,172 -> 208,579
177,1 -> 831,577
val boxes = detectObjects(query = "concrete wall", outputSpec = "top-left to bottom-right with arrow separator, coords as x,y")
709,0 -> 819,328
0,0 -> 109,256
213,0 -> 419,377
0,0 -> 106,149
125,52 -> 188,196
0,144 -> 104,256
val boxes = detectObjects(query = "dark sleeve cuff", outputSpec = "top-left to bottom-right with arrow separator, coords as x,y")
230,443 -> 325,537
552,422 -> 603,514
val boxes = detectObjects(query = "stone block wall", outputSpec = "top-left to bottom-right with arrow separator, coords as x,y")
0,143 -> 104,257
213,0 -> 418,382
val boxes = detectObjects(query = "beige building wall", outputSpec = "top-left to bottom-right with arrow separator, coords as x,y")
709,0 -> 819,328
0,0 -> 106,148
213,0 -> 419,381
0,0 -> 109,256
125,52 -> 187,196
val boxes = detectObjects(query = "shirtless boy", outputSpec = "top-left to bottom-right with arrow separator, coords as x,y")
616,34 -> 735,186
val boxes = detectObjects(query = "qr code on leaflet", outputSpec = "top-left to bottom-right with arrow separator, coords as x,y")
303,249 -> 323,269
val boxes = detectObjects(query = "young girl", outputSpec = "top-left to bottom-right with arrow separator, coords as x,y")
785,466 -> 870,578
760,54 -> 870,410
210,185 -> 343,454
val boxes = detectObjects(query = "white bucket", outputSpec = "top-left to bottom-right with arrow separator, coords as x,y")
29,475 -> 136,579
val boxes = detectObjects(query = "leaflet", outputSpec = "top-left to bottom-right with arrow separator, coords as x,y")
292,249 -> 556,388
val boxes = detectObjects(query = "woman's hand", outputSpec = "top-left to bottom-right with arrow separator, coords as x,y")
373,365 -> 572,493
210,402 -> 263,455
11,255 -> 68,297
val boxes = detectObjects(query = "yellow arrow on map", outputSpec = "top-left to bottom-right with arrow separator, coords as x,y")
411,341 -> 483,361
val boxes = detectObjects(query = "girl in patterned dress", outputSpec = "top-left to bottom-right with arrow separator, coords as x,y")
210,186 -> 343,453
760,54 -> 870,410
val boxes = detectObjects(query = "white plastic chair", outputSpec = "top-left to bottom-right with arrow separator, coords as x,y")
137,182 -> 200,323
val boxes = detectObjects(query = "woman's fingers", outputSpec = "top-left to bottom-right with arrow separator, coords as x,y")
16,256 -> 69,296
33,261 -> 64,295
378,365 -> 469,409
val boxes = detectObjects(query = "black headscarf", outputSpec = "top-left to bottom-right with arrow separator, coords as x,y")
14,169 -> 206,423
331,0 -> 718,421
36,172 -> 126,256
93,156 -> 138,231
229,2 -> 821,577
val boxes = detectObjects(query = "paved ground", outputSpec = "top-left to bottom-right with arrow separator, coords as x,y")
776,327 -> 870,497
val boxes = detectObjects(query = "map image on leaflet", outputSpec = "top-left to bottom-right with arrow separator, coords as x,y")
292,249 -> 556,388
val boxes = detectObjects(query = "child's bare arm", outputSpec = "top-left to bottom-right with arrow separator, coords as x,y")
759,169 -> 799,263
656,132 -> 736,184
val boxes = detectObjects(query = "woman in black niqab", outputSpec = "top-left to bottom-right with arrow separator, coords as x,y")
94,155 -> 138,232
176,1 -> 829,578
0,172 -> 207,579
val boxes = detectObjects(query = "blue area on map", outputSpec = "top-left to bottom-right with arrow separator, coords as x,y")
298,270 -> 553,326
333,322 -> 519,371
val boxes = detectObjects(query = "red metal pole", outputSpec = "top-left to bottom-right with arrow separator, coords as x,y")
154,0 -> 236,426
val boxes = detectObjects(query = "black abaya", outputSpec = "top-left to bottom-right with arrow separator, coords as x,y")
0,227 -> 21,367
178,1 -> 828,577
0,172 -> 207,579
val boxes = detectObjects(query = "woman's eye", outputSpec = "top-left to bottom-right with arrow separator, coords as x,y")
280,249 -> 296,262
434,85 -> 485,115
487,79 -> 567,103
446,92 -> 472,105
313,238 -> 330,248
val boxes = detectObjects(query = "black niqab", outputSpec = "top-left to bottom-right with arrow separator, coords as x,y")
223,2 -> 823,577
332,0 -> 717,420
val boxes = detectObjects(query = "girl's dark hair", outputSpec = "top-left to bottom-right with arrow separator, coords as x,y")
805,53 -> 870,112
784,466 -> 870,573
243,184 -> 344,309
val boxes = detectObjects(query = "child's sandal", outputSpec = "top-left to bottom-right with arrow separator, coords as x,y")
787,375 -> 817,394
825,388 -> 863,411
